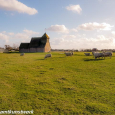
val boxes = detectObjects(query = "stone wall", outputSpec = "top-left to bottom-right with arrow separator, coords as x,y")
36,48 -> 44,52
45,41 -> 51,52
29,48 -> 44,52
0,49 -> 4,53
19,48 -> 30,53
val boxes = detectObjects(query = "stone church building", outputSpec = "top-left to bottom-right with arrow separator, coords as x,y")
19,33 -> 51,53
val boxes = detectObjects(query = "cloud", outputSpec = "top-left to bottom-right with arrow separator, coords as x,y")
0,33 -> 9,43
66,5 -> 82,14
62,35 -> 76,39
0,0 -> 38,15
0,29 -> 39,47
1,29 -> 115,50
46,25 -> 69,33
77,22 -> 114,31
15,33 -> 29,40
50,34 -> 115,50
15,29 -> 39,41
71,28 -> 78,32
23,29 -> 39,35
111,31 -> 115,36
8,33 -> 14,35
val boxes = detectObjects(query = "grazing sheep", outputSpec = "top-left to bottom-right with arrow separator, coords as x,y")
92,51 -> 100,58
93,52 -> 105,59
20,53 -> 25,56
84,53 -> 90,56
65,52 -> 73,56
44,54 -> 52,59
103,52 -> 112,59
92,51 -> 99,56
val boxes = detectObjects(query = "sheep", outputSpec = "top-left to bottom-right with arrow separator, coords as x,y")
65,52 -> 73,56
92,51 -> 99,56
84,53 -> 90,56
103,52 -> 112,59
92,51 -> 100,58
93,52 -> 105,59
20,53 -> 25,56
44,54 -> 52,59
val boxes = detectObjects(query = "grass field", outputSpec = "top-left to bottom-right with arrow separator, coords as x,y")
0,52 -> 115,115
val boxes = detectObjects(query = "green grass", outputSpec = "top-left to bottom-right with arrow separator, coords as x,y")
0,52 -> 115,115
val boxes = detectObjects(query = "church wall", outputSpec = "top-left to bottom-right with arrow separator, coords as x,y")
19,48 -> 30,53
45,43 -> 51,52
44,42 -> 51,52
29,48 -> 44,52
36,48 -> 44,52
29,48 -> 37,52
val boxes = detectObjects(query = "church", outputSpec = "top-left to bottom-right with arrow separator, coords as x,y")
19,33 -> 51,53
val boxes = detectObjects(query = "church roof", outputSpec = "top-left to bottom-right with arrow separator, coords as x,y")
19,43 -> 30,49
29,37 -> 45,48
42,33 -> 50,39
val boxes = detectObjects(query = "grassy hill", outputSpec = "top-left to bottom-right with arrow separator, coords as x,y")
0,52 -> 115,115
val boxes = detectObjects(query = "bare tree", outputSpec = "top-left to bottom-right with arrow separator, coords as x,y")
5,44 -> 19,51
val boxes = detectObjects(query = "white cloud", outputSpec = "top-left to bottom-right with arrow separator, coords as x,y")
15,33 -> 29,40
71,28 -> 78,32
23,29 -> 39,35
111,31 -> 115,36
0,0 -> 38,15
66,5 -> 82,14
51,34 -> 115,50
77,22 -> 114,31
0,33 -> 9,43
1,29 -> 115,50
63,35 -> 76,39
0,29 -> 39,47
46,25 -> 69,33
2,31 -> 6,34
15,29 -> 39,41
8,33 -> 14,35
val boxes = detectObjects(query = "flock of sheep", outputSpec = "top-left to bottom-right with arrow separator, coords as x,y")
20,51 -> 112,60
84,51 -> 112,59
44,52 -> 73,59
44,52 -> 74,59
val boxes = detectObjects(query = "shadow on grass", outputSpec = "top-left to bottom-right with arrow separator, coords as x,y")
74,54 -> 93,56
37,59 -> 44,60
3,52 -> 19,54
42,57 -> 65,59
74,54 -> 84,56
83,58 -> 105,61
58,57 -> 65,58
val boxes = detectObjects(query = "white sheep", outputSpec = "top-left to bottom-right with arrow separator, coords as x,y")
65,52 -> 73,56
84,53 -> 90,56
103,52 -> 112,59
93,52 -> 105,59
20,53 -> 25,56
44,54 -> 52,59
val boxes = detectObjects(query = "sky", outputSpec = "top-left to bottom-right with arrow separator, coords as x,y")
0,0 -> 115,50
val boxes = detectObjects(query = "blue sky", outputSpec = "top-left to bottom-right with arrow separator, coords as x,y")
0,0 -> 115,50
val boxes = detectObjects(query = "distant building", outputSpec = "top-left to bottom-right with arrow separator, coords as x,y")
92,48 -> 98,51
19,33 -> 51,53
0,48 -> 4,53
